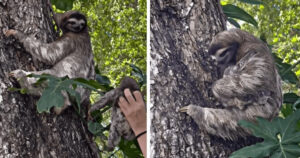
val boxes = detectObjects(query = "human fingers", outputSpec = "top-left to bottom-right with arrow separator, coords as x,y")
133,91 -> 144,103
118,96 -> 129,113
124,88 -> 136,104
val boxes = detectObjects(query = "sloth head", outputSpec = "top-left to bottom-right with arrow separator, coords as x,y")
54,11 -> 87,33
208,29 -> 262,76
209,42 -> 239,75
208,29 -> 269,77
208,33 -> 240,76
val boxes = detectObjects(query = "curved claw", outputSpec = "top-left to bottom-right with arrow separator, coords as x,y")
9,71 -> 16,77
9,69 -> 28,79
179,106 -> 189,113
4,29 -> 17,37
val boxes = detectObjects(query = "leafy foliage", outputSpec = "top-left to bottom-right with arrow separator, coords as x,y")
51,0 -> 74,10
272,53 -> 299,85
88,121 -> 105,136
118,139 -> 143,158
222,4 -> 258,27
30,74 -> 102,113
30,74 -> 80,113
128,63 -> 147,87
230,110 -> 300,158
237,0 -> 263,5
73,0 -> 147,86
284,93 -> 300,111
223,0 -> 300,77
29,63 -> 145,157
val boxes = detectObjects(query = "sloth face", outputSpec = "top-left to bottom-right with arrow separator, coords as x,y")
65,18 -> 86,33
209,43 -> 238,76
56,11 -> 87,33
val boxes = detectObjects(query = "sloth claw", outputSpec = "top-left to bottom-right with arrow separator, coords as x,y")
179,106 -> 189,113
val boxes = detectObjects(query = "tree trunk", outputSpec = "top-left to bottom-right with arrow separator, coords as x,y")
150,0 -> 258,157
0,1 -> 96,157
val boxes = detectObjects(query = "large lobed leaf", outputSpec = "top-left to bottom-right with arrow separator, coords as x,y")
36,75 -> 81,113
230,110 -> 300,158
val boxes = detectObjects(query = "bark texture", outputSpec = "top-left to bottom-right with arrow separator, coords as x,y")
150,0 -> 258,157
0,1 -> 95,157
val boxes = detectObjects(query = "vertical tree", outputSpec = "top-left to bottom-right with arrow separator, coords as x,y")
0,1 -> 96,157
150,0 -> 258,157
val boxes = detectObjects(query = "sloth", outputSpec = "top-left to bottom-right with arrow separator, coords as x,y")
89,77 -> 141,151
180,29 -> 282,140
5,10 -> 95,114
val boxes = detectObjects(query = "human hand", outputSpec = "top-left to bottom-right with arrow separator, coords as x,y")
118,88 -> 146,136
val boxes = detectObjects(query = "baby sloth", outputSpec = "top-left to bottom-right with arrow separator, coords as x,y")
5,10 -> 95,114
180,29 -> 282,140
89,77 -> 141,151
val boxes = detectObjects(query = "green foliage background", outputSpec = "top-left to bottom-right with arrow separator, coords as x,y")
223,0 -> 300,77
74,0 -> 146,86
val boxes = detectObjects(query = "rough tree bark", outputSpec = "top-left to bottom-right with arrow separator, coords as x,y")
0,1 -> 96,157
150,0 -> 258,157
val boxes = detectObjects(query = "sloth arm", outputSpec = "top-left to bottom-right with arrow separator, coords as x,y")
181,60 -> 273,139
14,31 -> 74,65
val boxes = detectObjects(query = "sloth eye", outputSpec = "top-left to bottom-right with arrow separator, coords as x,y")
219,51 -> 227,57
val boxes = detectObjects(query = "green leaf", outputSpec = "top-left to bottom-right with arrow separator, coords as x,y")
128,63 -> 147,86
8,87 -> 23,92
95,74 -> 111,86
118,138 -> 143,158
230,141 -> 277,158
284,144 -> 300,155
128,63 -> 143,75
35,76 -> 82,113
292,99 -> 300,110
239,118 -> 277,141
278,111 -> 300,144
222,4 -> 258,27
37,87 -> 65,113
237,0 -> 264,5
94,74 -> 113,91
273,54 -> 299,84
230,110 -> 300,158
228,18 -> 241,28
65,87 -> 81,113
281,104 -> 294,117
283,93 -> 300,104
33,77 -> 47,86
51,0 -> 74,11
73,78 -> 103,90
88,121 -> 104,135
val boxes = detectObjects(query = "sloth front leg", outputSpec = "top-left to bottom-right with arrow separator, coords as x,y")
10,69 -> 43,96
10,69 -> 55,94
180,104 -> 251,140
10,69 -> 70,114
